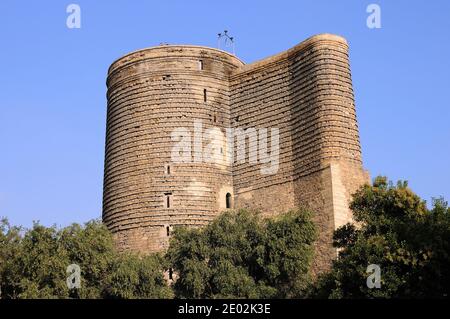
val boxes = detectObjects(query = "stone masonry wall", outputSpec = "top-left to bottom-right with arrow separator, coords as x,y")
229,35 -> 369,273
103,34 -> 370,273
103,46 -> 243,253
230,47 -> 295,217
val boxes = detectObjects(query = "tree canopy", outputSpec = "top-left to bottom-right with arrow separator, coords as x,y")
1,176 -> 449,299
0,219 -> 172,299
313,177 -> 450,298
166,209 -> 317,298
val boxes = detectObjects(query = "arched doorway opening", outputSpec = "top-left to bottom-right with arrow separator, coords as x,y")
226,193 -> 232,209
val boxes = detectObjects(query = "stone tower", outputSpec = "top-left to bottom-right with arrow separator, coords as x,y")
103,34 -> 370,272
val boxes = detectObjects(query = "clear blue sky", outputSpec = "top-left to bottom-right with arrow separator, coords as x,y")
1,1 -> 449,228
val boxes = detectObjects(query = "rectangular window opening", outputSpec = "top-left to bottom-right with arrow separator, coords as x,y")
198,60 -> 203,70
164,193 -> 172,209
203,89 -> 207,102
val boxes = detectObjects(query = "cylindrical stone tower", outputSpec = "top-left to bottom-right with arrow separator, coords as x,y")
103,45 -> 244,253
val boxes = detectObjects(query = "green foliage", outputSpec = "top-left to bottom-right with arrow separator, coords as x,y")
313,176 -> 450,298
0,219 -> 172,299
166,209 -> 317,298
3,175 -> 448,299
103,253 -> 172,299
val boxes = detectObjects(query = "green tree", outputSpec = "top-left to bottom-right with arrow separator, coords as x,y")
0,219 -> 172,299
0,218 -> 22,298
313,176 -> 450,298
166,209 -> 317,298
103,253 -> 172,299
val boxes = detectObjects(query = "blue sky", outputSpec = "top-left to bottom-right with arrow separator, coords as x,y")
0,1 -> 449,228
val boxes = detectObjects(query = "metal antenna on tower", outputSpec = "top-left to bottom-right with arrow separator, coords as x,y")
217,30 -> 235,55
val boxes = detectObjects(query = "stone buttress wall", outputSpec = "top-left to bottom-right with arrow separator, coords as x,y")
290,35 -> 370,273
230,34 -> 370,273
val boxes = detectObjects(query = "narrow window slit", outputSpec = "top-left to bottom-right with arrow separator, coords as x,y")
164,192 -> 172,208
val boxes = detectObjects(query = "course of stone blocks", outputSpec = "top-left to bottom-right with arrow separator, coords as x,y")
102,33 -> 370,273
